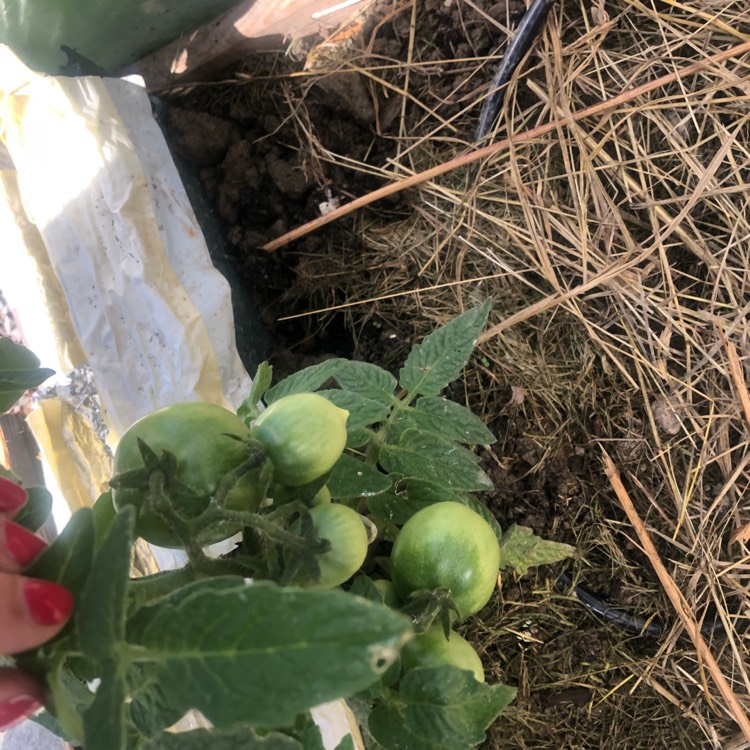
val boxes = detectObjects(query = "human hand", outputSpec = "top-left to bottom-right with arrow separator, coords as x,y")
0,476 -> 73,730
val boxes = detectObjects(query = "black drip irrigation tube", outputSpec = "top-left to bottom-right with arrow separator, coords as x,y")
476,0 -> 558,140
555,571 -> 728,640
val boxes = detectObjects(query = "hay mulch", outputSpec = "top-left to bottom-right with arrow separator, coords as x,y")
169,0 -> 750,746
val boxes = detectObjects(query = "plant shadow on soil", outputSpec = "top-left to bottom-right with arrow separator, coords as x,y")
159,2 -> 721,747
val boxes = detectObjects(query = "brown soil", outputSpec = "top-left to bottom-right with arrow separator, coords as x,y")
159,0 -> 742,747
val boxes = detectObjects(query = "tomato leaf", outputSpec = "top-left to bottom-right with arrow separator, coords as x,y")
125,578 -> 411,729
368,666 -> 516,750
498,524 -> 575,574
78,506 -> 134,661
82,661 -> 125,750
25,507 -> 95,606
0,337 -> 55,412
319,389 -> 390,431
142,726 -> 304,749
328,453 -> 392,500
265,359 -> 346,403
366,491 -> 431,526
334,361 -> 398,405
12,485 -> 53,532
398,300 -> 491,397
379,429 -> 493,491
413,397 -> 496,445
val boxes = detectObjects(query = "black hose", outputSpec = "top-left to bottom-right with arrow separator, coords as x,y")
556,571 -> 726,639
475,0 -> 557,140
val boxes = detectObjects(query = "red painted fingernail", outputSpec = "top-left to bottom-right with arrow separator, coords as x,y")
0,477 -> 27,514
3,521 -> 47,566
0,694 -> 43,730
22,579 -> 74,627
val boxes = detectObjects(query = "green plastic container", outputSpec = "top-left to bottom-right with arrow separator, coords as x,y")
0,0 -> 239,75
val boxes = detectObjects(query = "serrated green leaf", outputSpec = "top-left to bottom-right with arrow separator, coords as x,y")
328,453 -> 392,500
379,430 -> 493,491
368,666 -> 515,750
126,578 -> 411,729
143,726 -> 303,749
266,360 -> 346,403
366,491 -> 431,526
413,397 -> 495,444
25,508 -> 95,601
346,428 -> 372,449
82,661 -> 125,750
0,337 -> 55,412
12,485 -> 53,532
79,506 -> 135,660
498,525 -> 574,574
319,390 -> 391,431
398,301 -> 491,397
334,361 -> 397,405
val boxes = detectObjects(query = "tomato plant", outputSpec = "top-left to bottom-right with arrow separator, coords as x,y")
401,624 -> 485,683
112,402 -> 256,548
390,502 -> 501,620
8,303 -> 574,750
251,392 -> 348,487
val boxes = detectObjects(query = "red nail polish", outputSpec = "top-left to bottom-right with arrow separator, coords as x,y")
22,579 -> 74,627
0,694 -> 43,730
3,521 -> 47,566
0,477 -> 27,514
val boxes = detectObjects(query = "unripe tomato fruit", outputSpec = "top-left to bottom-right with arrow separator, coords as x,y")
390,502 -> 500,620
306,503 -> 368,589
401,625 -> 485,682
252,393 -> 348,487
112,402 -> 256,548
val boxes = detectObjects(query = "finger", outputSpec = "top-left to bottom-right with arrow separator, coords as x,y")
0,572 -> 73,654
0,667 -> 44,731
0,520 -> 48,574
0,477 -> 27,519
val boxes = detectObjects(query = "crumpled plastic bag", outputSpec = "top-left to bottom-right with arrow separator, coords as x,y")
0,44 -> 252,444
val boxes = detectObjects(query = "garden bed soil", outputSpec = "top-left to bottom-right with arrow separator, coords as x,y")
160,0 -> 749,747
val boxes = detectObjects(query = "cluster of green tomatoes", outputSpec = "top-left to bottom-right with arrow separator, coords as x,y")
107,394 -> 501,682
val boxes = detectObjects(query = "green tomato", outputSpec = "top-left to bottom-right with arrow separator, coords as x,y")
251,393 -> 348,487
401,625 -> 485,682
390,501 -> 500,620
306,503 -> 368,589
112,402 -> 256,548
311,485 -> 332,506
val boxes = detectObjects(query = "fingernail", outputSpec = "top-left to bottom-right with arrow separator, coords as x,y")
22,579 -> 74,627
0,477 -> 27,514
3,521 -> 47,566
0,694 -> 43,730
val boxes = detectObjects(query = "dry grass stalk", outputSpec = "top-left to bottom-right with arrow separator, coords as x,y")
603,449 -> 750,741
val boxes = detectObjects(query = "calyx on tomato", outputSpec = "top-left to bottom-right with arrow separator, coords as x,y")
112,402 -> 257,548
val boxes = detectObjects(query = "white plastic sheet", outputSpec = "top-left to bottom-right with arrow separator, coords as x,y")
0,45 -> 251,443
